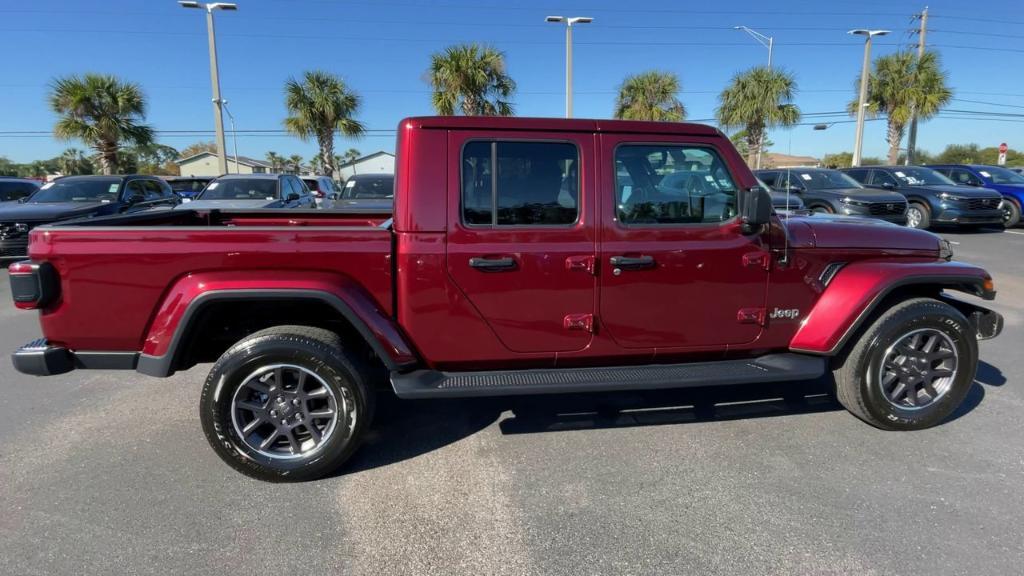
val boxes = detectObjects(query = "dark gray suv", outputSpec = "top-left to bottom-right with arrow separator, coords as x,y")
755,167 -> 908,224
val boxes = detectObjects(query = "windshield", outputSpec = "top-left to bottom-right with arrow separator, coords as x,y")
978,166 -> 1024,184
199,179 -> 278,200
343,177 -> 393,199
29,178 -> 121,203
169,179 -> 208,193
792,170 -> 862,190
891,167 -> 954,186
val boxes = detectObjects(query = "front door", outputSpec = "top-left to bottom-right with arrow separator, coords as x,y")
445,130 -> 597,354
598,135 -> 769,350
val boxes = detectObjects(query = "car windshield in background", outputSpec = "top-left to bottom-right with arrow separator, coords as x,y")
979,166 -> 1024,184
170,179 -> 208,193
29,178 -> 121,203
200,179 -> 278,200
343,177 -> 393,199
794,170 -> 862,190
891,167 -> 954,186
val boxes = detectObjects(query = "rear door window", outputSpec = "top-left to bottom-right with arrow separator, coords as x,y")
844,169 -> 869,184
461,141 -> 579,226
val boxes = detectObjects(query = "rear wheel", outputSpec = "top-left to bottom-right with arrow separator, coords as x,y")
906,202 -> 930,229
832,298 -> 977,430
1002,198 -> 1021,228
200,325 -> 375,482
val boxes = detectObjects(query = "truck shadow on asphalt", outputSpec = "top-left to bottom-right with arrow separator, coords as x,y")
343,361 -> 1005,475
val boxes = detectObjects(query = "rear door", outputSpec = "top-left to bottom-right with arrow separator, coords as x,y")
597,135 -> 769,350
445,131 -> 597,354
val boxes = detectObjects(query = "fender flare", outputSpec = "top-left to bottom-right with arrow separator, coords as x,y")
789,261 -> 994,356
136,288 -> 418,377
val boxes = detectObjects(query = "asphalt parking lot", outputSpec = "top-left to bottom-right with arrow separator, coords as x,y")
1,228 -> 1022,576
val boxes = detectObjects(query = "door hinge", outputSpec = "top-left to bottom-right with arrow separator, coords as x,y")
564,313 -> 595,333
737,307 -> 766,326
565,255 -> 596,275
742,252 -> 771,270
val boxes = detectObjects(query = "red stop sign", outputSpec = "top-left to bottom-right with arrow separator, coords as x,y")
1000,142 -> 1009,154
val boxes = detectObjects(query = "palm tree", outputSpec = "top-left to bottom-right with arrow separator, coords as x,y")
849,50 -> 952,165
48,73 -> 155,174
265,151 -> 284,172
614,71 -> 686,122
59,148 -> 92,175
283,70 -> 364,178
429,44 -> 515,116
287,154 -> 304,174
716,66 -> 801,167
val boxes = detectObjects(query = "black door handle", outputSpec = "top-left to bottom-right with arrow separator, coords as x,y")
469,256 -> 517,271
609,255 -> 655,270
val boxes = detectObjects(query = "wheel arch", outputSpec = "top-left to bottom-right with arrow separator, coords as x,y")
789,261 -> 994,356
138,285 -> 419,377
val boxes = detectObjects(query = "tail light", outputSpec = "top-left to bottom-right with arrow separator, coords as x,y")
9,261 -> 60,310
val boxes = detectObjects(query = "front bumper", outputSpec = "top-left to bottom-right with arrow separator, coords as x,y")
968,307 -> 1004,340
934,208 -> 1004,225
12,339 -> 138,376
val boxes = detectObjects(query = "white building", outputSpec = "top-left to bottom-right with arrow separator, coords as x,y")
337,151 -> 394,181
176,152 -> 273,177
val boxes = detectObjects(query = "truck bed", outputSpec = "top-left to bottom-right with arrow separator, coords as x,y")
28,209 -> 395,352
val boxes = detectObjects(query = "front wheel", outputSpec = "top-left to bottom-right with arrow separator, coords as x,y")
832,298 -> 977,430
906,202 -> 930,229
200,325 -> 375,482
1002,198 -> 1021,228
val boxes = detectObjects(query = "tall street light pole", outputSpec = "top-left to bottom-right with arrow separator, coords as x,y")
734,25 -> 773,69
734,25 -> 774,169
849,28 -> 889,167
546,16 -> 593,118
179,1 -> 237,175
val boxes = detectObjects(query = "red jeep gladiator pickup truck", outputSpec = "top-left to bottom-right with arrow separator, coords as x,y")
9,117 -> 1003,481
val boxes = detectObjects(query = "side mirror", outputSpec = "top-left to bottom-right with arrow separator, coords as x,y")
881,181 -> 895,190
287,192 -> 300,202
788,184 -> 804,194
741,186 -> 773,233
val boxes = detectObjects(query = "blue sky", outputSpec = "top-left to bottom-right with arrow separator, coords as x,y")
1,0 -> 1021,163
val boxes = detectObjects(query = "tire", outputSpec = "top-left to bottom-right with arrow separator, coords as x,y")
832,298 -> 977,431
1002,198 -> 1021,228
200,325 -> 376,482
905,202 -> 930,229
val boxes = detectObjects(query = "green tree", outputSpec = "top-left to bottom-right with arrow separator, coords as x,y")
716,66 -> 801,167
429,43 -> 515,116
730,130 -> 773,159
614,71 -> 686,122
821,151 -> 854,169
265,151 -> 285,172
0,157 -> 17,176
283,70 -> 365,178
287,154 -> 304,174
58,148 -> 94,175
121,143 -> 179,175
849,50 -> 952,165
48,73 -> 155,175
179,141 -> 217,159
897,148 -> 935,165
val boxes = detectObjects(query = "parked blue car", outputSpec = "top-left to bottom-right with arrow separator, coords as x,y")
927,164 -> 1024,228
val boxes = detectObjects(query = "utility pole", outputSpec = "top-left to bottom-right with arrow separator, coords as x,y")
905,6 -> 928,165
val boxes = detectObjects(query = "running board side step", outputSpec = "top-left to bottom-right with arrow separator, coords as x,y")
390,353 -> 826,399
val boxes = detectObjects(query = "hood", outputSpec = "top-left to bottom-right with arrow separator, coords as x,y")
815,187 -> 907,202
176,199 -> 281,210
782,213 -> 941,252
914,184 -> 1002,198
0,200 -> 111,222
